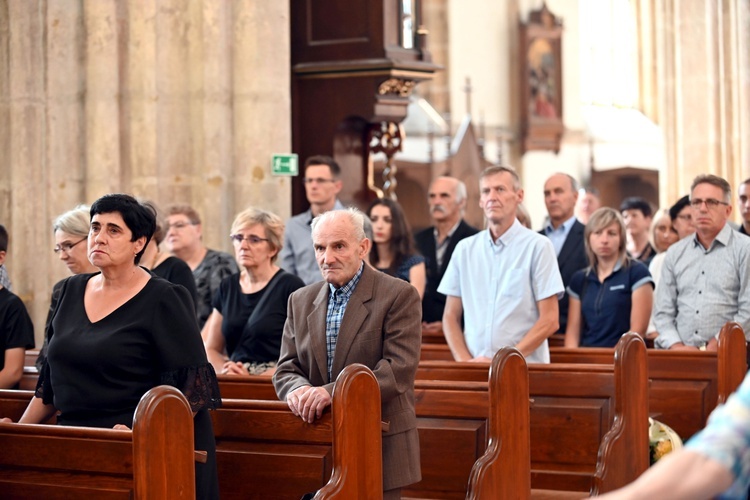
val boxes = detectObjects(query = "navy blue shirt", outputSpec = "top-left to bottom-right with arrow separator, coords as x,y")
567,260 -> 654,347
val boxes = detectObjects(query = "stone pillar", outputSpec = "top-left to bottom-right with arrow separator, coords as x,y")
0,0 -> 293,347
84,0 -> 123,199
126,0 -> 159,202
4,1 -> 50,337
231,0 -> 291,220
196,0 -> 234,248
655,0 -> 750,203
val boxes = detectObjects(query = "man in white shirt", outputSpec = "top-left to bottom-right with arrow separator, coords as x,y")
439,166 -> 564,363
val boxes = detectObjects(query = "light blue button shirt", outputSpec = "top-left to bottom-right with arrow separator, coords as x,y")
438,219 -> 564,363
544,215 -> 578,257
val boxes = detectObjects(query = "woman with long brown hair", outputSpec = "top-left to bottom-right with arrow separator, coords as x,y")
366,198 -> 426,299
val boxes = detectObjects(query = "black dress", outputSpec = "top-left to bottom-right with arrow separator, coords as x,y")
212,269 -> 304,363
152,255 -> 199,313
36,273 -> 222,499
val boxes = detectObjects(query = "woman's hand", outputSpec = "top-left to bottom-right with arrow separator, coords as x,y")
113,424 -> 130,430
221,361 -> 248,376
0,417 -> 12,423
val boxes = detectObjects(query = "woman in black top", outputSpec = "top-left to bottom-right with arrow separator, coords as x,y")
204,207 -> 304,376
10,194 -> 221,499
139,199 -> 199,311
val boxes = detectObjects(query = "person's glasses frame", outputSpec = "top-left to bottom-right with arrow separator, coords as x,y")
689,198 -> 730,209
230,234 -> 269,245
54,237 -> 87,254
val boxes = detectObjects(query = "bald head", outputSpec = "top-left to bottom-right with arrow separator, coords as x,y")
544,173 -> 579,227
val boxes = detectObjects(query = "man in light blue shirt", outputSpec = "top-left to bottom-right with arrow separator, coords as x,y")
439,166 -> 564,363
279,155 -> 345,285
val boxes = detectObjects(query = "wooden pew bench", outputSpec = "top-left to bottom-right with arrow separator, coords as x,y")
213,334 -> 647,497
0,385 -> 196,499
549,322 -> 747,439
216,374 -> 492,499
420,343 -> 454,362
214,364 -> 382,499
415,334 -> 649,496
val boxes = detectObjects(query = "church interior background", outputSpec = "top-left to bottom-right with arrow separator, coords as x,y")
0,0 -> 748,345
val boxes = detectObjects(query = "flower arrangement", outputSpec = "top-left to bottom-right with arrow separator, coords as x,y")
649,417 -> 683,465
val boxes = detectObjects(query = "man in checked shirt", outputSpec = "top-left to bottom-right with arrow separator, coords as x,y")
273,207 -> 422,499
654,174 -> 750,349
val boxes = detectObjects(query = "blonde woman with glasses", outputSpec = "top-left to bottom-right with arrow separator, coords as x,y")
204,207 -> 304,376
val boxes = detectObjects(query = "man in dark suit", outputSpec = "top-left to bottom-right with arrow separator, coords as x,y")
273,208 -> 422,499
415,176 -> 478,328
541,173 -> 588,333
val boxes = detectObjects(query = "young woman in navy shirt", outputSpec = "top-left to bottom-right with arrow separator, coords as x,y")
565,207 -> 654,347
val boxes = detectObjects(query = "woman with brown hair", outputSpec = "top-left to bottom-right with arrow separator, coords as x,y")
366,197 -> 426,299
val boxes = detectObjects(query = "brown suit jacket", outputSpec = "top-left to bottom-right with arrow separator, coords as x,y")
273,263 -> 422,490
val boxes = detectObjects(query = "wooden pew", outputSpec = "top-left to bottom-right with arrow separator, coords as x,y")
421,326 -> 447,344
19,367 -> 38,391
415,334 -> 649,495
420,343 -> 454,361
0,385 -> 196,499
466,348 -> 530,500
215,373 -> 488,498
213,335 -> 647,497
550,322 -> 747,439
213,363 -> 383,499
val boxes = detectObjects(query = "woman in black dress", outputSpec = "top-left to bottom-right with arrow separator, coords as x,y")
13,194 -> 221,499
139,199 -> 199,311
204,207 -> 304,376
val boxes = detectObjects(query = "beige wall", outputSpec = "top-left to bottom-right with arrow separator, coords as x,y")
0,0 -> 291,345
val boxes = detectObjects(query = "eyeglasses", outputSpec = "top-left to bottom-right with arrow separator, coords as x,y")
303,177 -> 336,185
675,214 -> 692,221
54,237 -> 87,254
166,221 -> 197,231
230,234 -> 269,245
689,198 -> 729,209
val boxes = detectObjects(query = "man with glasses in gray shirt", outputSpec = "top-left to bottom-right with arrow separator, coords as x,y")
279,155 -> 345,285
654,174 -> 750,349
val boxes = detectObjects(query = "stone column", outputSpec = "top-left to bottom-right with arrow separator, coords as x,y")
231,0 -> 291,221
0,0 -> 293,346
655,0 -> 750,202
84,0 -> 123,200
5,1 -> 49,337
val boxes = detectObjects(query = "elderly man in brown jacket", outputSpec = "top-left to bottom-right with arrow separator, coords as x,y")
273,208 -> 422,499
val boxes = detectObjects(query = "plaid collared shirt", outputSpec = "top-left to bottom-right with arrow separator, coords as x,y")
0,265 -> 11,291
325,263 -> 364,381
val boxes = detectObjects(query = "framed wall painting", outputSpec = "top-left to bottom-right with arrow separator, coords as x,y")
519,3 -> 564,153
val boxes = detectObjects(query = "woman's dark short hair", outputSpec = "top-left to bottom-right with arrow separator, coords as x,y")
90,194 -> 156,265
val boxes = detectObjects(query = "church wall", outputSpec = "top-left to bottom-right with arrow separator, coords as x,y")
0,0 -> 291,346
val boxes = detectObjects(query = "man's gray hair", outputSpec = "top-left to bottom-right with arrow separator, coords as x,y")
691,174 -> 732,203
480,165 -> 521,191
431,176 -> 468,204
455,179 -> 468,203
311,207 -> 367,241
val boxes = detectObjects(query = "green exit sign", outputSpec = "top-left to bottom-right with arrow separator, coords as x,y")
271,154 -> 299,176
